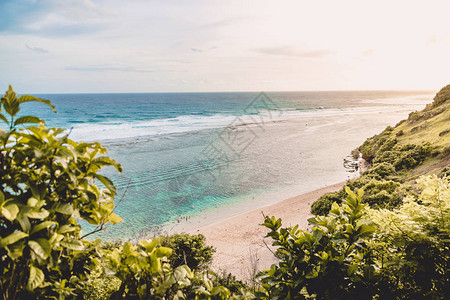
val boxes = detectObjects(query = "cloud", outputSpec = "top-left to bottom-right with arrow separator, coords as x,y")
26,44 -> 49,54
65,65 -> 155,73
190,46 -> 217,53
0,0 -> 111,37
253,46 -> 333,58
198,17 -> 248,29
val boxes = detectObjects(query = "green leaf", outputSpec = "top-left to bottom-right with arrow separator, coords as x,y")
29,239 -> 51,259
30,185 -> 47,200
60,239 -> 84,251
347,264 -> 358,276
30,221 -> 57,234
54,203 -> 74,215
17,215 -> 31,232
312,229 -> 323,242
92,157 -> 123,172
150,253 -> 162,273
0,231 -> 29,248
357,188 -> 364,199
356,224 -> 375,237
93,174 -> 117,195
14,116 -> 44,127
2,203 -> 19,221
26,265 -> 45,291
2,85 -> 20,117
26,209 -> 49,219
329,202 -> 340,215
156,246 -> 173,258
18,95 -> 56,112
0,112 -> 8,125
5,242 -> 26,260
57,225 -> 78,234
345,186 -> 357,200
139,238 -> 160,252
107,212 -> 123,225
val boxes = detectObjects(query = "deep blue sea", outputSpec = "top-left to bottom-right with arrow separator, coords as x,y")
15,90 -> 434,239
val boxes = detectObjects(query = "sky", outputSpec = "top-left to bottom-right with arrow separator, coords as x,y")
1,0 -> 450,93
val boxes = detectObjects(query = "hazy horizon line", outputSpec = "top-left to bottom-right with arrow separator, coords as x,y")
20,88 -> 437,95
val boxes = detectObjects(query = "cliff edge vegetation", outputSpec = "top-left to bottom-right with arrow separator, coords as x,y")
311,84 -> 450,215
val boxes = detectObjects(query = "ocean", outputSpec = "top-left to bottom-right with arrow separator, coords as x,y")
17,90 -> 435,239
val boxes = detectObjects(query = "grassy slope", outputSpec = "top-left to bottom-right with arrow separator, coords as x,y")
373,85 -> 450,178
311,84 -> 450,215
391,89 -> 450,180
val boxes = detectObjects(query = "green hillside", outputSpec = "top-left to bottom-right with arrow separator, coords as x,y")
312,85 -> 450,215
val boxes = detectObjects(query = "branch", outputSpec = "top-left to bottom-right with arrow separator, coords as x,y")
262,238 -> 279,259
81,178 -> 131,239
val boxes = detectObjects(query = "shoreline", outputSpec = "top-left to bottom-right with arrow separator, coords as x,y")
184,181 -> 346,281
100,96 -> 430,240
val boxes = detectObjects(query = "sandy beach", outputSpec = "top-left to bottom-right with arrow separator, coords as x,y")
152,99 -> 432,281
185,182 -> 345,281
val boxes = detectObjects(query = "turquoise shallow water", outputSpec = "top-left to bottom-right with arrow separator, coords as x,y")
14,90 -> 434,239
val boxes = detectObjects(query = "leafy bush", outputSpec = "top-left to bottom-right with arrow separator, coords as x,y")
368,175 -> 450,299
0,86 -> 122,299
311,189 -> 345,216
259,188 -> 377,299
362,162 -> 398,181
359,126 -> 394,162
266,176 -> 449,299
431,84 -> 450,107
360,179 -> 402,208
312,174 -> 402,215
391,143 -> 435,171
440,167 -> 450,178
211,272 -> 250,296
161,233 -> 215,270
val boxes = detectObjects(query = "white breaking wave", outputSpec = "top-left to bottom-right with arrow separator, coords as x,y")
69,97 -> 430,142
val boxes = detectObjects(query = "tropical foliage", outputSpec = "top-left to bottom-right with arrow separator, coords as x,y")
259,176 -> 449,299
0,86 -> 123,299
258,188 -> 377,299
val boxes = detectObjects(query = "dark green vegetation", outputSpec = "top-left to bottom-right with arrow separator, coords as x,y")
1,85 -> 449,299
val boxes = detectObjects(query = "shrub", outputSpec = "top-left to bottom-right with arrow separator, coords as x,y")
161,233 -> 215,270
0,86 -> 122,299
212,272 -> 250,295
392,143 -> 434,171
259,188 -> 377,299
440,167 -> 450,178
362,162 -> 397,181
431,84 -> 450,107
359,126 -> 395,162
369,176 -> 450,299
360,179 -> 401,208
439,128 -> 450,136
310,190 -> 345,216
